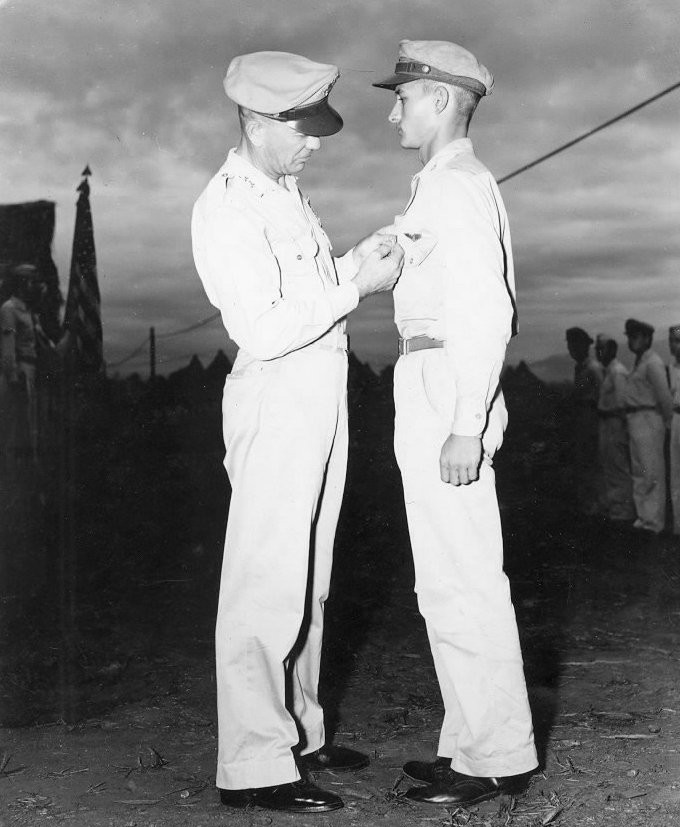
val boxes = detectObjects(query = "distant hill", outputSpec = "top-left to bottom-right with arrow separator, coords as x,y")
526,353 -> 574,384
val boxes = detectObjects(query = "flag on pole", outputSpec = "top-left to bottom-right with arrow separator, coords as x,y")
64,166 -> 103,373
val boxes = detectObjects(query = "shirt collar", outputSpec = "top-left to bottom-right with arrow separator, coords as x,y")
222,148 -> 297,198
419,137 -> 474,176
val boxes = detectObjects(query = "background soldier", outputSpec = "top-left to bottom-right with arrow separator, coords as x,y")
595,334 -> 635,523
566,326 -> 604,516
623,318 -> 673,535
0,263 -> 43,467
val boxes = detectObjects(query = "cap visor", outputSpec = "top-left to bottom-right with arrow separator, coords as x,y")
289,101 -> 343,137
372,72 -> 421,90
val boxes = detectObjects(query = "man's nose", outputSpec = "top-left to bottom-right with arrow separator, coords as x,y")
306,135 -> 321,151
388,103 -> 400,124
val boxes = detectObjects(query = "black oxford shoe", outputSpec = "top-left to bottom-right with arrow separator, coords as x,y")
301,744 -> 370,772
248,779 -> 343,813
405,772 -> 530,806
219,787 -> 254,807
402,756 -> 454,784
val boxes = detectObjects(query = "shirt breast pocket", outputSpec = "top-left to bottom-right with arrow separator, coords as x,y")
269,233 -> 319,281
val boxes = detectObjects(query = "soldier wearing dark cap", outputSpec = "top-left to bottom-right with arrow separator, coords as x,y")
623,318 -> 673,534
191,51 -> 404,813
372,40 -> 537,807
566,326 -> 604,516
669,324 -> 680,535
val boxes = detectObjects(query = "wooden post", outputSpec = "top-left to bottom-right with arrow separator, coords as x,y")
150,326 -> 156,380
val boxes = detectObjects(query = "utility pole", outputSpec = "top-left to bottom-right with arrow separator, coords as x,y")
149,326 -> 156,380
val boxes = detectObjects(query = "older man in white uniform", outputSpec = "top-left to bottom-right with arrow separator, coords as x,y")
373,40 -> 537,807
624,318 -> 673,535
192,52 -> 403,814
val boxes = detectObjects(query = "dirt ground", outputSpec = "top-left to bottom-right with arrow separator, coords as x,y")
2,370 -> 680,827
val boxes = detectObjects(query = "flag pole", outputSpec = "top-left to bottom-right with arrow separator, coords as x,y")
59,164 -> 102,722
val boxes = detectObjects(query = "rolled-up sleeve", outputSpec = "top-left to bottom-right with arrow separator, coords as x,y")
192,199 -> 359,361
438,172 -> 514,436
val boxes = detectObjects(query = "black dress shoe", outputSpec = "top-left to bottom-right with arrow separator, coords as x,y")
405,772 -> 530,806
402,756 -> 454,784
219,780 -> 343,812
252,779 -> 343,812
219,787 -> 254,807
301,744 -> 370,772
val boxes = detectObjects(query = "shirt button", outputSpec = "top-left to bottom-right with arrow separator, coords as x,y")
296,254 -> 302,260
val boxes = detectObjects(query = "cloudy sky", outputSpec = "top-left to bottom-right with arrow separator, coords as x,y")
2,0 -> 679,375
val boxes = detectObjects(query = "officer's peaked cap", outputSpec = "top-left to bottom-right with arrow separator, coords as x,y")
624,318 -> 654,337
566,326 -> 593,345
224,51 -> 343,137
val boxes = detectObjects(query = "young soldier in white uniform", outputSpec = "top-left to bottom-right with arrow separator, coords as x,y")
623,318 -> 673,535
668,324 -> 680,536
595,334 -> 635,523
191,52 -> 404,814
372,40 -> 537,807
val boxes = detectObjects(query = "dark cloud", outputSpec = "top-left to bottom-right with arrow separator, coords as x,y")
2,0 -> 679,373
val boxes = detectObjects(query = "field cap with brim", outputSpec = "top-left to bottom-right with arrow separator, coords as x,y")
566,326 -> 593,345
625,318 -> 654,337
669,324 -> 680,337
596,333 -> 616,346
373,39 -> 493,96
224,51 -> 343,137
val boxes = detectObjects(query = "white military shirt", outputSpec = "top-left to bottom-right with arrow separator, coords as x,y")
191,150 -> 359,372
624,348 -> 673,420
391,138 -> 516,437
598,357 -> 628,414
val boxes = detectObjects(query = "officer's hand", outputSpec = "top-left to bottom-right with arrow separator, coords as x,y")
351,230 -> 396,267
439,434 -> 482,486
352,239 -> 404,299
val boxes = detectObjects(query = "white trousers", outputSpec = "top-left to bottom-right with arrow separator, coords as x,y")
216,349 -> 348,790
627,410 -> 667,534
598,417 -> 635,521
670,414 -> 680,535
393,350 -> 537,778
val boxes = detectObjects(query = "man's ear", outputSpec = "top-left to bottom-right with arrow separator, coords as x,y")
434,84 -> 449,114
246,117 -> 265,147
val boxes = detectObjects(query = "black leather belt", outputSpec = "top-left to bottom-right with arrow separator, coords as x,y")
398,336 -> 445,356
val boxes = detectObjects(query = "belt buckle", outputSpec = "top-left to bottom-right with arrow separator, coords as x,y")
398,337 -> 408,356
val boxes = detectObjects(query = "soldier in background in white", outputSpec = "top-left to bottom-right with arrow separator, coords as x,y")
192,52 -> 404,814
0,263 -> 42,467
595,334 -> 635,523
566,326 -> 604,516
372,40 -> 537,808
668,324 -> 680,536
623,318 -> 673,535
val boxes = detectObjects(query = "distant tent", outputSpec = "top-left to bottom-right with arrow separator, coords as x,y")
205,349 -> 232,388
0,199 -> 62,340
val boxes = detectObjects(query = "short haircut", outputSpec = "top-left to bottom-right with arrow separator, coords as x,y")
418,79 -> 480,122
237,105 -> 269,132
